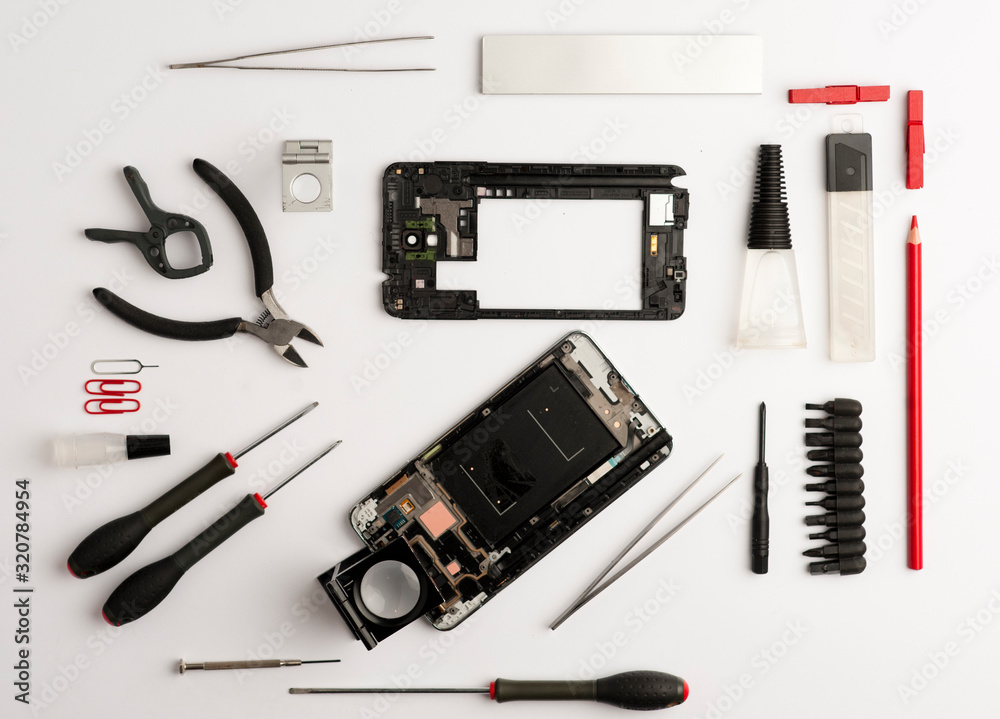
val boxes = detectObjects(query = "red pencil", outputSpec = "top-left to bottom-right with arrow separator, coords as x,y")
907,216 -> 923,570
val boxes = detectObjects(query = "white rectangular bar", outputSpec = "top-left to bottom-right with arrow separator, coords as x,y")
482,35 -> 762,95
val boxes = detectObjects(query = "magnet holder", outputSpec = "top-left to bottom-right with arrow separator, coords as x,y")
85,166 -> 214,279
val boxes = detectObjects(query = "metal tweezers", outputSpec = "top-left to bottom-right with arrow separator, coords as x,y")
169,35 -> 434,72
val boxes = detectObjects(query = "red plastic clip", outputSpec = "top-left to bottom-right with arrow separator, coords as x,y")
85,398 -> 141,415
788,85 -> 890,105
85,379 -> 141,396
907,90 -> 924,189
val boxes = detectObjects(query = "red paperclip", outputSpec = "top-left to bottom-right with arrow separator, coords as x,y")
85,398 -> 141,415
85,379 -> 141,396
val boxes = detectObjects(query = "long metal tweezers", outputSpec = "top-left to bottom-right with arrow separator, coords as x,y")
550,455 -> 741,630
169,35 -> 434,72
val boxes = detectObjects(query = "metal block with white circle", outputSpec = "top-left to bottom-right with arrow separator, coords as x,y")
282,140 -> 333,212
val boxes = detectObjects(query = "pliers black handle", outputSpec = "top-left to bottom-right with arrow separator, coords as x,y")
91,160 -> 322,367
93,288 -> 241,341
85,166 -> 213,280
93,289 -> 320,367
192,159 -> 272,298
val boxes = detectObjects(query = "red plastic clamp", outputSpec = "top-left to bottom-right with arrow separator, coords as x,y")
907,90 -> 924,189
788,85 -> 890,105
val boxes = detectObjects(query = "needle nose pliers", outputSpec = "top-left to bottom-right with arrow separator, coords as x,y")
93,159 -> 323,368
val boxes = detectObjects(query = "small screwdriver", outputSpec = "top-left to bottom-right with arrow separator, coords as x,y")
290,670 -> 688,711
751,402 -> 769,574
68,402 -> 317,578
179,658 -> 339,673
102,441 -> 340,626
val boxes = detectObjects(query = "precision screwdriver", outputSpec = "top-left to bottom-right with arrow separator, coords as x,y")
68,402 -> 317,578
102,441 -> 340,626
179,658 -> 339,673
751,402 -> 769,574
290,670 -> 688,711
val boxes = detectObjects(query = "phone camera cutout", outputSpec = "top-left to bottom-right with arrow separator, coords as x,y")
359,560 -> 421,619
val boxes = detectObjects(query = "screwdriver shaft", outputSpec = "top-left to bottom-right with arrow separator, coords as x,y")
235,402 -> 318,459
264,441 -> 341,499
291,687 -> 486,694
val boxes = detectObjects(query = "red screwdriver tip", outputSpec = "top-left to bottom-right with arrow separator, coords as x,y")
683,680 -> 689,702
911,215 -> 918,230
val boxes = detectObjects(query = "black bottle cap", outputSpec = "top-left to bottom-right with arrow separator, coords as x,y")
125,435 -> 170,461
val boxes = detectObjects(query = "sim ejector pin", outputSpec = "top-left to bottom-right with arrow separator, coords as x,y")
91,359 -> 158,375
169,36 -> 435,72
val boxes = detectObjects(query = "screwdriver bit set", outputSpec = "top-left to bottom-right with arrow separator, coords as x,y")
803,398 -> 867,575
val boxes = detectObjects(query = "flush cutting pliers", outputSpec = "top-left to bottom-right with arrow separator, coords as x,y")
94,159 -> 323,368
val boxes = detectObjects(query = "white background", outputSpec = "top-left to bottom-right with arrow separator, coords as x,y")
2,1 -> 999,717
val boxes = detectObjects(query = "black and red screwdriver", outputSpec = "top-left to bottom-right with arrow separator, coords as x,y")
102,440 -> 340,625
290,670 -> 688,711
68,402 -> 317,578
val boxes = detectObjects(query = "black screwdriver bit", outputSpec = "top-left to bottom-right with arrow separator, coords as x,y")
806,495 -> 865,511
806,447 -> 863,463
809,525 -> 866,542
805,509 -> 865,527
803,541 -> 866,559
806,463 -> 864,479
805,399 -> 862,416
809,556 -> 866,575
805,478 -> 865,496
805,416 -> 862,431
805,432 -> 862,448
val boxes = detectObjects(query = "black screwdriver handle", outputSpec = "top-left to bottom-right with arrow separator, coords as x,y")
493,671 -> 687,711
751,462 -> 769,574
192,158 -> 273,298
68,453 -> 236,578
94,288 -> 241,342
102,494 -> 266,625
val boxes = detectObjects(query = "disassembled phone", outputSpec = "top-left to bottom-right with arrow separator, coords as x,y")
319,332 -> 672,649
381,162 -> 689,320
